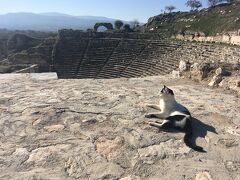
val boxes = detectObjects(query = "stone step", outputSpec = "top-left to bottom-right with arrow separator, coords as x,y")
97,73 -> 120,78
98,69 -> 122,76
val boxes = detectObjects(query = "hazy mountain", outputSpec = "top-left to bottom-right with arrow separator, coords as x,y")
0,12 -> 123,31
39,12 -> 73,17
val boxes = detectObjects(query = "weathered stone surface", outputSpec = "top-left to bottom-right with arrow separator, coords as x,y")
121,175 -> 141,180
195,172 -> 213,180
236,80 -> 240,87
219,73 -> 240,95
95,136 -> 124,160
208,75 -> 223,87
179,60 -> 188,72
0,74 -> 239,179
44,124 -> 65,132
215,67 -> 225,76
190,63 -> 214,81
172,70 -> 181,78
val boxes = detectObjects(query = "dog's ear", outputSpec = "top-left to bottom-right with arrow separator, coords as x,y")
167,87 -> 174,96
161,86 -> 165,93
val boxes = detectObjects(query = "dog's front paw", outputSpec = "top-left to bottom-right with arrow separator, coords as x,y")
143,121 -> 151,125
145,114 -> 153,118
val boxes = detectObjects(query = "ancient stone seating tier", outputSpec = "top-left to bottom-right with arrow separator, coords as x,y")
53,31 -> 181,79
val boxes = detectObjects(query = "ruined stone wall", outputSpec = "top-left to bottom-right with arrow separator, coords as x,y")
53,30 -> 240,79
175,32 -> 240,45
171,41 -> 240,66
7,33 -> 43,53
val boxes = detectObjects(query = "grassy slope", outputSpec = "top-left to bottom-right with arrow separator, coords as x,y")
142,2 -> 240,36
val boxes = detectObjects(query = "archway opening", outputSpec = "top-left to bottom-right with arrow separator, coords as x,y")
94,23 -> 114,32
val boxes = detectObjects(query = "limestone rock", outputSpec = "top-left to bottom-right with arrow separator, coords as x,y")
27,145 -> 71,166
195,172 -> 213,180
215,67 -> 231,76
44,124 -> 65,132
12,148 -> 29,168
215,67 -> 225,76
69,123 -> 81,133
137,139 -> 191,164
65,150 -> 106,179
87,162 -> 124,180
236,80 -> 240,87
82,118 -> 97,124
191,63 -> 199,71
121,175 -> 141,180
208,75 -> 223,87
172,70 -> 181,78
219,75 -> 240,94
232,63 -> 240,71
191,63 -> 213,81
179,60 -> 187,72
95,136 -> 124,160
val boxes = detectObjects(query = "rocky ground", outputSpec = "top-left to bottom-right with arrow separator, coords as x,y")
0,73 -> 239,180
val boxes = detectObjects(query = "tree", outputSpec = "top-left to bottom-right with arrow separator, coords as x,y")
123,24 -> 133,32
165,5 -> 176,13
114,20 -> 124,30
186,0 -> 202,11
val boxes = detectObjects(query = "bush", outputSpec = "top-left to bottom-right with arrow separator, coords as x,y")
123,24 -> 133,32
114,20 -> 124,30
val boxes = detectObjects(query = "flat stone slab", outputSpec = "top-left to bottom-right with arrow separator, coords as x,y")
0,72 -> 58,80
0,75 -> 239,180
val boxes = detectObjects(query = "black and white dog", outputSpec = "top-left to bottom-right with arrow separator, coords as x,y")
145,85 -> 206,152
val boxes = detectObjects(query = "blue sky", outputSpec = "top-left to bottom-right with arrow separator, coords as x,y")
0,0 -> 208,22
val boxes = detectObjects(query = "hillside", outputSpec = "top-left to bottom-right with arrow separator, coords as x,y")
0,12 -> 121,31
141,1 -> 240,36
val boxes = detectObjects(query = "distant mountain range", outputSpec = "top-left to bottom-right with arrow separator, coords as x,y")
0,12 -> 127,31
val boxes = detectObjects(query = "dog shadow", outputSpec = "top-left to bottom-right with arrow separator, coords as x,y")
191,117 -> 217,144
154,117 -> 217,148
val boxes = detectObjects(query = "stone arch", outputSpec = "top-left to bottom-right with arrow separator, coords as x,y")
94,23 -> 114,32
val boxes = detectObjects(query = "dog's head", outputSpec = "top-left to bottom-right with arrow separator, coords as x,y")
160,85 -> 175,99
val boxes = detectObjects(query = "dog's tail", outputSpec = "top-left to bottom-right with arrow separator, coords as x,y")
184,119 -> 206,153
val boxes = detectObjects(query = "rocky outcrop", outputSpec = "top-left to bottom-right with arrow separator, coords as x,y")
208,67 -> 231,87
0,39 -> 8,60
174,60 -> 240,95
7,33 -> 43,53
219,71 -> 240,94
4,37 -> 56,72
0,74 -> 239,179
